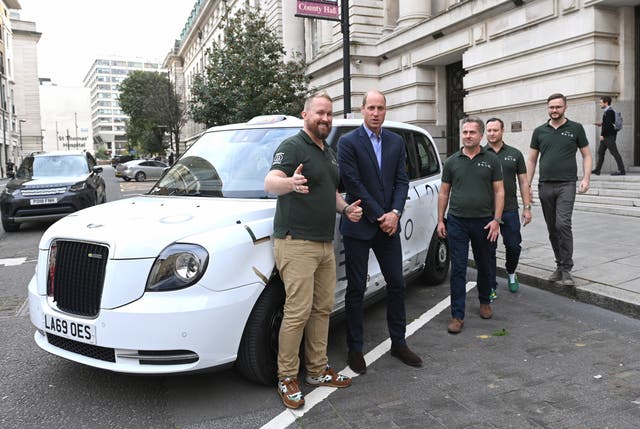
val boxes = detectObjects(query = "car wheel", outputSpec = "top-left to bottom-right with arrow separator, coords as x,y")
422,229 -> 450,285
135,172 -> 146,182
236,279 -> 285,385
1,215 -> 19,232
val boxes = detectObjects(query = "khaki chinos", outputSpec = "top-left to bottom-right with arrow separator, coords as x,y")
274,236 -> 336,379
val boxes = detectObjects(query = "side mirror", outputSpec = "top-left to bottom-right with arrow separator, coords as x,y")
93,166 -> 103,174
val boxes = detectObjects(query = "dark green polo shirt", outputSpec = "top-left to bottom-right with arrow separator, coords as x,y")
442,146 -> 503,218
270,130 -> 339,241
530,119 -> 588,182
486,143 -> 526,211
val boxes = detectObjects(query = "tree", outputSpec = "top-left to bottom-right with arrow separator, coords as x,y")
189,7 -> 308,127
119,71 -> 185,157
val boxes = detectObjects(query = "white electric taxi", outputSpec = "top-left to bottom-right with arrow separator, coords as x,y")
28,115 -> 449,385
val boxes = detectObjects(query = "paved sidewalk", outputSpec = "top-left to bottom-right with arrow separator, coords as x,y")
488,206 -> 640,319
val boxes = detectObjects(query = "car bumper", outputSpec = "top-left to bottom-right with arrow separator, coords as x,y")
28,275 -> 263,374
1,190 -> 96,223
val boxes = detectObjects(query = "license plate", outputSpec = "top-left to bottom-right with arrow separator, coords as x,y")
43,313 -> 96,344
30,198 -> 58,205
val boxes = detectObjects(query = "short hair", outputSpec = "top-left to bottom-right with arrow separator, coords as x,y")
600,96 -> 612,105
485,117 -> 504,129
547,93 -> 567,104
304,91 -> 332,111
462,117 -> 484,134
361,90 -> 386,107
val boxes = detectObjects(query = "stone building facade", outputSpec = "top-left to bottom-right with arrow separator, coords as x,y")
172,0 -> 638,171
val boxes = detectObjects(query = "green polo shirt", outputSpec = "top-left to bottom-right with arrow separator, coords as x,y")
442,146 -> 503,218
486,143 -> 526,212
530,119 -> 589,182
270,130 -> 339,242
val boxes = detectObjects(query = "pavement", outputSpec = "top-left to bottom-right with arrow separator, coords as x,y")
2,176 -> 639,320
488,204 -> 640,319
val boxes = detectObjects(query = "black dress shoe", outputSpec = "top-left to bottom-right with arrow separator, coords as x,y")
390,345 -> 423,367
348,351 -> 366,374
591,170 -> 600,175
611,171 -> 626,176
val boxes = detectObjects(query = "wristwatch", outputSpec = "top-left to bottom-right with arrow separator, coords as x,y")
392,209 -> 402,218
523,204 -> 532,210
494,217 -> 504,225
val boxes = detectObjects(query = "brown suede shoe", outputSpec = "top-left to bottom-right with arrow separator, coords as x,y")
479,303 -> 493,319
390,345 -> 423,367
348,350 -> 367,374
447,318 -> 464,334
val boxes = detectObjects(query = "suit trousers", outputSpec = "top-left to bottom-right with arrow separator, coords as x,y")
538,181 -> 576,271
274,237 -> 336,379
489,209 -> 522,288
343,230 -> 407,352
447,214 -> 493,320
595,135 -> 625,173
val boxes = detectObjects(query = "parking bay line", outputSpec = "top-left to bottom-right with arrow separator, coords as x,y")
261,281 -> 477,429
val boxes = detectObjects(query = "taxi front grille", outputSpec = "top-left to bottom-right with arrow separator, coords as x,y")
50,240 -> 108,317
47,333 -> 116,363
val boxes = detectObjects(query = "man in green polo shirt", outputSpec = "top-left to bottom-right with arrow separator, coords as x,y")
437,117 -> 504,334
485,117 -> 532,299
526,93 -> 592,286
264,91 -> 362,409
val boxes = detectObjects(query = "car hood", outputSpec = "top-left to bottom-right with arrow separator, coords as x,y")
39,195 -> 276,259
8,175 -> 90,190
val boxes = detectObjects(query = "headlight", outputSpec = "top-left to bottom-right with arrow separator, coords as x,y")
146,244 -> 209,292
69,182 -> 87,191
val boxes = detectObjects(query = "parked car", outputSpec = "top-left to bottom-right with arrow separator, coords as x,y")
1,151 -> 106,232
115,159 -> 169,182
27,116 -> 449,384
111,155 -> 136,166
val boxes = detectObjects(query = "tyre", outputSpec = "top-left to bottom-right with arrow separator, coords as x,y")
422,229 -> 449,285
236,279 -> 285,385
135,171 -> 146,182
1,215 -> 19,232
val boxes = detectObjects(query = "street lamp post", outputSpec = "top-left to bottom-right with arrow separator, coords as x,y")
18,119 -> 26,156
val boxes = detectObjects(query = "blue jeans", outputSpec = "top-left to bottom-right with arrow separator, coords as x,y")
447,214 -> 493,320
489,209 -> 522,288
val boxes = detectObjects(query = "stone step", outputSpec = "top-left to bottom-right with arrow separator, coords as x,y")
575,194 -> 640,207
585,188 -> 640,199
573,201 -> 640,217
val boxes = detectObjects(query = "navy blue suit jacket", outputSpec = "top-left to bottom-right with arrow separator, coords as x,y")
338,125 -> 409,240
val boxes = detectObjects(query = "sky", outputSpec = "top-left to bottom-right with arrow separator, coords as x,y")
15,0 -> 197,87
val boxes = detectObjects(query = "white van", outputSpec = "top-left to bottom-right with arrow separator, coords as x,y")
27,116 -> 449,385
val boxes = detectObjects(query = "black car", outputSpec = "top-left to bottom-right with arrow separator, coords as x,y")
0,151 -> 107,232
111,155 -> 136,166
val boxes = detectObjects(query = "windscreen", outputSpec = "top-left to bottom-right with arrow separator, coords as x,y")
17,155 -> 89,179
148,127 -> 299,198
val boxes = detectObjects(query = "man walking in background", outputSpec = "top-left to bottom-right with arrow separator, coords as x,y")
593,96 -> 625,176
485,118 -> 532,299
527,93 -> 592,287
437,117 -> 504,334
338,90 -> 422,374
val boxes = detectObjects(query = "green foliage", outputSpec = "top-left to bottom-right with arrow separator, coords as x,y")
119,71 -> 185,156
95,146 -> 110,160
189,7 -> 308,127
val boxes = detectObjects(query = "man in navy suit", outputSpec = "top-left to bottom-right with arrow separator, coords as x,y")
338,90 -> 422,374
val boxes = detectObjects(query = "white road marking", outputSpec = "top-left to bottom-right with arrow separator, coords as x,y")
261,281 -> 478,429
0,257 -> 27,266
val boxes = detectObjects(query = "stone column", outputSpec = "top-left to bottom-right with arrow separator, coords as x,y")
397,0 -> 431,27
282,0 -> 305,59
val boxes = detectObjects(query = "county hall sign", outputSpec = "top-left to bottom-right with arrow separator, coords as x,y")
295,0 -> 340,21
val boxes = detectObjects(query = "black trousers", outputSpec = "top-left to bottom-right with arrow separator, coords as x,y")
594,135 -> 625,173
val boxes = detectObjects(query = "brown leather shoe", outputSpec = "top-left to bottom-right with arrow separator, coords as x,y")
447,318 -> 464,334
479,303 -> 493,319
348,350 -> 367,374
390,345 -> 423,367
